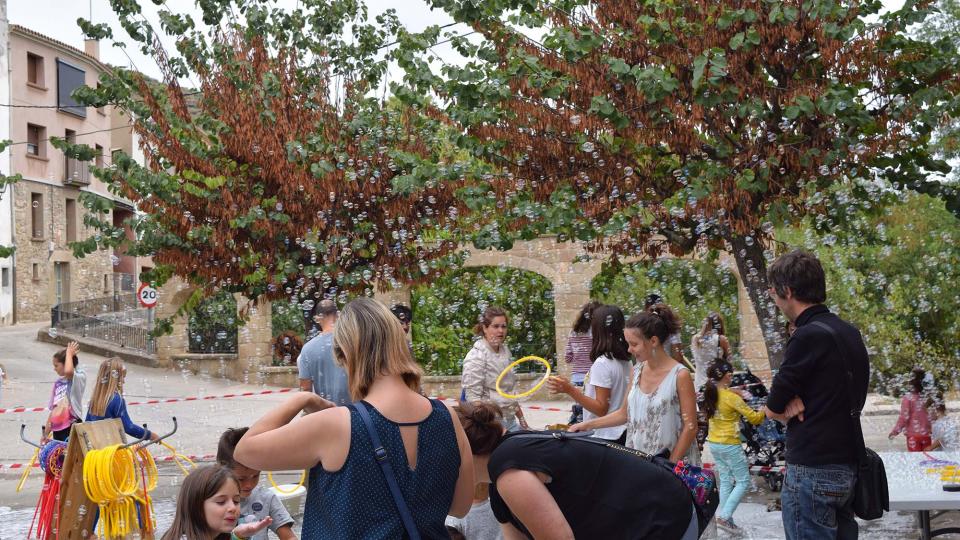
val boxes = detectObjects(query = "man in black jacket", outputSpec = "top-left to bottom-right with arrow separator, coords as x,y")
763,250 -> 869,540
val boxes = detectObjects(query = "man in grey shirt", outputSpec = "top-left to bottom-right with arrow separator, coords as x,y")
297,300 -> 351,405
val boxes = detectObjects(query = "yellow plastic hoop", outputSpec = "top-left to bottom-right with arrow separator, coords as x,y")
16,448 -> 39,492
495,356 -> 551,400
268,470 -> 306,494
160,441 -> 196,477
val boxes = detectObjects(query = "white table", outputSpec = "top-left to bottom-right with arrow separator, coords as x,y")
881,451 -> 960,540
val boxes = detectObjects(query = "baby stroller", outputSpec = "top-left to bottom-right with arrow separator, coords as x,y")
730,369 -> 787,491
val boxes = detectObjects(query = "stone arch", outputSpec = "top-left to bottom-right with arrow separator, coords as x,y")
380,237 -> 768,379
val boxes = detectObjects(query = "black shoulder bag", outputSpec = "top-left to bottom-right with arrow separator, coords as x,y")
812,321 -> 889,520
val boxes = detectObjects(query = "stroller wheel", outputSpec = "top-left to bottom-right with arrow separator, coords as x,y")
765,473 -> 783,492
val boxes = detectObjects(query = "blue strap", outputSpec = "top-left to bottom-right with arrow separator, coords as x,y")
352,401 -> 422,540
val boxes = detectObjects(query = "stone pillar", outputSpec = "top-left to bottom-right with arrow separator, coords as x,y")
235,296 -> 273,384
153,277 -> 193,369
551,248 -> 604,379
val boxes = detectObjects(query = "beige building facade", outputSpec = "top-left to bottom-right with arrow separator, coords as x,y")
6,25 -> 142,324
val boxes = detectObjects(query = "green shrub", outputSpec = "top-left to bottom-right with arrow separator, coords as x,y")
411,267 -> 555,375
591,257 -> 741,363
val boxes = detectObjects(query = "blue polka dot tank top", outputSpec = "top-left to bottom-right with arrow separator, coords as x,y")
301,398 -> 461,539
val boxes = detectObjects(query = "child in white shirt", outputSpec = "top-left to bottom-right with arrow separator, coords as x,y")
926,400 -> 960,452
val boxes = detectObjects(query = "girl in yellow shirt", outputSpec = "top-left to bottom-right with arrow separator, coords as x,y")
703,359 -> 765,534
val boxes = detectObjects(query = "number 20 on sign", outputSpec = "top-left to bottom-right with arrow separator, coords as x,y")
137,283 -> 158,308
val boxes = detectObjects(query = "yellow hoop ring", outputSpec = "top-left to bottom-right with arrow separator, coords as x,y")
268,470 -> 306,494
495,356 -> 551,400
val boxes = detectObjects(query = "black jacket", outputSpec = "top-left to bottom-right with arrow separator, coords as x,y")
767,305 -> 870,466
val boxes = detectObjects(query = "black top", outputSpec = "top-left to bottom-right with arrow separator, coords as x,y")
487,432 -> 692,539
767,305 -> 870,466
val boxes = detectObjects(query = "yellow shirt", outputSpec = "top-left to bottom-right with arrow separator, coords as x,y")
706,388 -> 765,445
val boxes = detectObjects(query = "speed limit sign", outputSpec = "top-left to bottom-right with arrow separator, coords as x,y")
137,283 -> 158,308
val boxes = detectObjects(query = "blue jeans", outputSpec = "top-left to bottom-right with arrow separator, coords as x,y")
708,442 -> 751,521
569,374 -> 586,425
781,463 -> 857,540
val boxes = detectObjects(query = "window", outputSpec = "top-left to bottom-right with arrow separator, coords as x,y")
95,144 -> 104,168
31,193 -> 43,238
56,59 -> 87,118
27,53 -> 44,87
65,198 -> 77,242
32,263 -> 40,281
27,124 -> 45,157
96,84 -> 106,115
103,274 -> 109,292
1,268 -> 9,288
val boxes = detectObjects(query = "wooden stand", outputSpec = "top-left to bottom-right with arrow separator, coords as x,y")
56,419 -> 154,540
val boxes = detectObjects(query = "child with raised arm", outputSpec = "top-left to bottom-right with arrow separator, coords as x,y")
44,341 -> 86,441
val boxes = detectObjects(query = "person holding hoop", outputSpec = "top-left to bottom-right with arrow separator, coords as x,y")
235,298 -> 474,540
548,304 -> 631,443
455,401 -> 699,539
462,307 -> 529,431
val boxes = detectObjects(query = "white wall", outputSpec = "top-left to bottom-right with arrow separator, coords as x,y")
0,0 -> 14,325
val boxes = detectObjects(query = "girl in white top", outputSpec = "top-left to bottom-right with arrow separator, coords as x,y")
461,306 -> 529,431
548,304 -> 632,442
690,313 -> 731,390
571,305 -> 700,465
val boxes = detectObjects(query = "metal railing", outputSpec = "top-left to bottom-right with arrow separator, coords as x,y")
51,293 -> 139,323
50,292 -> 154,354
188,326 -> 238,354
52,311 -> 155,354
64,157 -> 91,185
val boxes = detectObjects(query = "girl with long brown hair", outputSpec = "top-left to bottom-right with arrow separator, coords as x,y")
85,357 -> 158,441
160,465 -> 272,540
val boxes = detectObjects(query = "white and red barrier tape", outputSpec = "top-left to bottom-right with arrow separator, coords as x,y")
0,387 -> 296,414
0,453 -> 218,471
1,454 -> 787,474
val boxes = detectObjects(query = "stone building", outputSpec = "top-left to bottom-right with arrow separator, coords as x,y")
5,25 -> 143,324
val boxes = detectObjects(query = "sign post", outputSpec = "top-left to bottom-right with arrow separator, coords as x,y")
138,283 -> 158,346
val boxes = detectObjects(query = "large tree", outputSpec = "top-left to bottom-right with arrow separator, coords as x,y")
396,0 -> 960,367
912,0 -> 960,211
72,0 -> 484,332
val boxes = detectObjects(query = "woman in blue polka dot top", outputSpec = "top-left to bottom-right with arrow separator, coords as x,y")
235,297 -> 474,539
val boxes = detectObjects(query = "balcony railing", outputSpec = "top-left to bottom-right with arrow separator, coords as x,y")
64,157 -> 90,186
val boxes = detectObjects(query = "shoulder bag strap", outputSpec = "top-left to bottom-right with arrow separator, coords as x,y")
810,321 -> 867,457
352,401 -> 422,540
507,431 -> 657,460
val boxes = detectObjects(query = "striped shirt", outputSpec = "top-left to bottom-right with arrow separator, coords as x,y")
564,331 -> 593,376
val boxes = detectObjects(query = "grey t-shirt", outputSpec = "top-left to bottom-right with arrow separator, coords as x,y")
445,499 -> 503,540
68,367 -> 87,419
297,332 -> 351,405
240,485 -> 295,540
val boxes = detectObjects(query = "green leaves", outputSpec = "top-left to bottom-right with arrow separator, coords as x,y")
692,49 -> 727,89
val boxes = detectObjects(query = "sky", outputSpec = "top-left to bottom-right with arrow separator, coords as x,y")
7,0 -> 464,82
8,0 -> 908,83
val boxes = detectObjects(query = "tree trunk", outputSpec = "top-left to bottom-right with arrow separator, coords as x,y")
726,229 -> 788,370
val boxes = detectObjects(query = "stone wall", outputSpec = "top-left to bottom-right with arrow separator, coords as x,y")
13,179 -> 113,323
154,279 -> 275,384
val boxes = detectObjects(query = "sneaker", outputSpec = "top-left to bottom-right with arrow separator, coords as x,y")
716,517 -> 742,534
